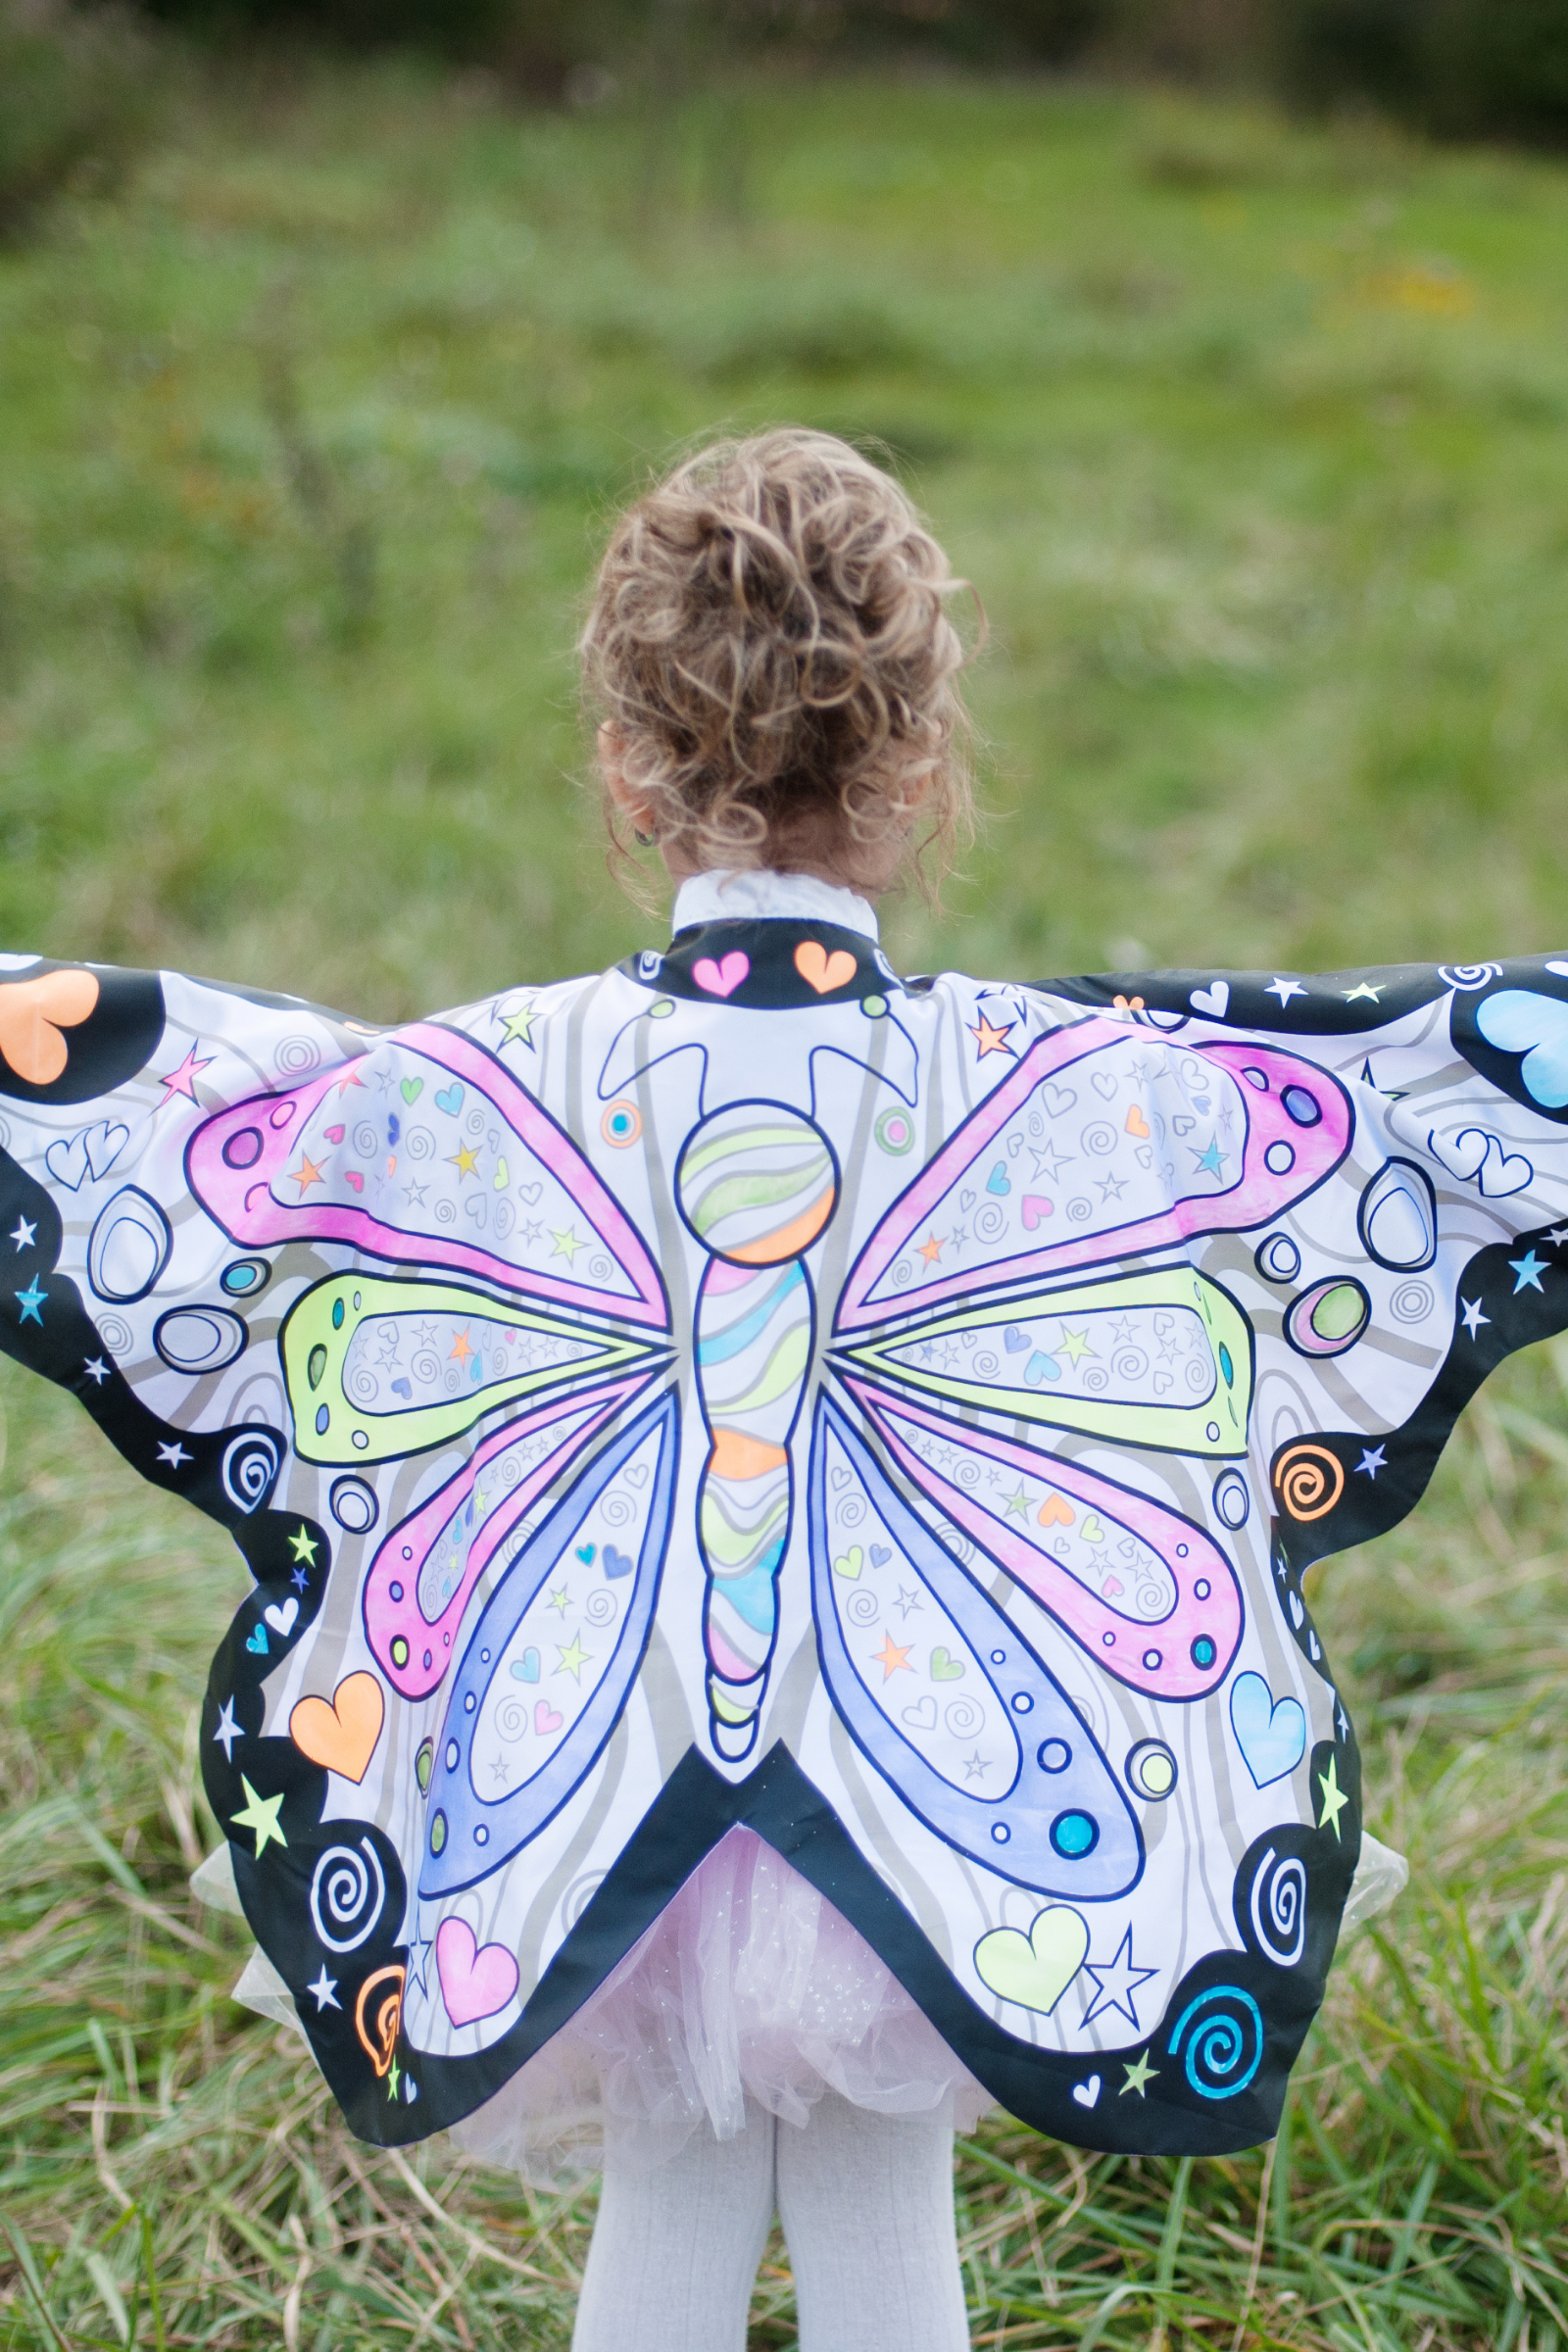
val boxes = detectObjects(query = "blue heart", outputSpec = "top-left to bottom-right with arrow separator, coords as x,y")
434,1083 -> 465,1117
576,1544 -> 596,1564
1228,1671 -> 1306,1788
870,1543 -> 892,1567
987,1161 -> 1010,1196
1476,988 -> 1568,1109
246,1624 -> 269,1654
511,1646 -> 541,1683
390,1376 -> 412,1398
1024,1350 -> 1060,1385
1004,1325 -> 1031,1353
603,1544 -> 633,1579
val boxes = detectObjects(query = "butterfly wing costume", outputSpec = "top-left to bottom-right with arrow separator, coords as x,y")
2,907 -> 1565,2158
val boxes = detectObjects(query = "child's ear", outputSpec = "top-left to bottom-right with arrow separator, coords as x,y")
598,723 -> 658,839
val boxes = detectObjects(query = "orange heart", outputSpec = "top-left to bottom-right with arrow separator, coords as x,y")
1125,1103 -> 1151,1139
795,941 -> 858,995
1038,1494 -> 1075,1529
289,1671 -> 385,1784
0,968 -> 99,1086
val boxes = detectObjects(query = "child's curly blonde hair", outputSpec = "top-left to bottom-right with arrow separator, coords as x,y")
581,427 -> 977,895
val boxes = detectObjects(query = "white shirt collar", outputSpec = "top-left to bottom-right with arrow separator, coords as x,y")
671,868 -> 880,944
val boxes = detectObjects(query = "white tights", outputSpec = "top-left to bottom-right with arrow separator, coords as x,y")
571,2092 -> 970,2352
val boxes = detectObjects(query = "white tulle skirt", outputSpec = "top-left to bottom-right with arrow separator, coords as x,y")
449,1827 -> 994,2183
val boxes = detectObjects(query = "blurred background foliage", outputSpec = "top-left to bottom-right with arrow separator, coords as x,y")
3,6 -> 1568,2348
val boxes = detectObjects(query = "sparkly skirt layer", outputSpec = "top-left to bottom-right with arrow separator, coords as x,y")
448,1827 -> 994,2182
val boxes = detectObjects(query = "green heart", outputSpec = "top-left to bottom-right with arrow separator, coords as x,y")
930,1646 -> 964,1681
833,1546 -> 863,1581
974,1905 -> 1089,2014
400,1076 -> 423,1105
494,1155 -> 510,1192
1081,1513 -> 1105,1544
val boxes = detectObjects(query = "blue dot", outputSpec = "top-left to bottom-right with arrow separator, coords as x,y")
1038,1740 -> 1071,1773
1051,1810 -> 1099,1859
991,1823 -> 1010,1843
315,1404 -> 329,1435
331,1298 -> 345,1329
444,1740 -> 459,1770
1192,1635 -> 1216,1668
991,1649 -> 1006,1664
1010,1692 -> 1034,1714
1282,1085 -> 1322,1128
474,1824 -> 488,1845
1218,1344 -> 1234,1386
389,1582 -> 403,1602
464,1691 -> 475,1713
1143,1649 -> 1162,1670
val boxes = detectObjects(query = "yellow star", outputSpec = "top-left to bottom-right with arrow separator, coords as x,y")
873,1633 -> 913,1680
968,1012 -> 1015,1058
551,1226 -> 584,1264
1056,1323 -> 1094,1365
448,1326 -> 475,1365
916,1230 -> 945,1266
501,1002 -> 536,1048
231,1775 -> 287,1858
1120,2050 -> 1157,2097
288,1524 -> 318,1565
547,1583 -> 571,1616
556,1636 -> 592,1682
448,1144 -> 479,1180
291,1152 -> 325,1194
1317,1752 -> 1349,1839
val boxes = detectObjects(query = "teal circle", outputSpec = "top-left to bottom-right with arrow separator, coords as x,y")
1050,1809 -> 1099,1859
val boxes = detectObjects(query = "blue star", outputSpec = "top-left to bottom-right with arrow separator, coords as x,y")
290,1565 -> 310,1592
1508,1250 -> 1547,1295
1354,1446 -> 1387,1480
14,1278 -> 46,1325
1459,1297 -> 1490,1338
1192,1139 -> 1227,1179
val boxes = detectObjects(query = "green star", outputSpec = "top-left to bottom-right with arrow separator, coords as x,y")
501,1002 -> 536,1048
1001,1482 -> 1032,1523
556,1636 -> 592,1683
1120,2050 -> 1157,2098
288,1524 -> 319,1566
547,1583 -> 571,1616
1316,1752 -> 1349,1840
1056,1323 -> 1094,1366
231,1775 -> 288,1858
386,2053 -> 401,2102
550,1225 -> 584,1265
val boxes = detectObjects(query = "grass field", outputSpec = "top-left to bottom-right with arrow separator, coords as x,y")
2,54 -> 1567,2350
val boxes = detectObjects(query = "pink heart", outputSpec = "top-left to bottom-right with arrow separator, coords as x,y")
535,1698 -> 564,1737
1102,1576 -> 1125,1598
435,1917 -> 520,2028
1021,1195 -> 1054,1230
324,1124 -> 346,1144
692,952 -> 750,999
344,1170 -> 365,1193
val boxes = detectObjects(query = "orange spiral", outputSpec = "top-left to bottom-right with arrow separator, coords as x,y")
1273,1442 -> 1345,1523
354,1964 -> 406,2077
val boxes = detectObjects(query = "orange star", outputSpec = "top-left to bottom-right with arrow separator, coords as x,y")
448,1326 -> 475,1365
291,1152 -> 325,1193
872,1633 -> 913,1680
916,1230 -> 945,1266
968,1012 -> 1015,1058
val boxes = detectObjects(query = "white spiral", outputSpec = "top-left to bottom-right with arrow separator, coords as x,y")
310,1837 -> 385,1953
220,1428 -> 282,1515
1249,1845 -> 1307,1968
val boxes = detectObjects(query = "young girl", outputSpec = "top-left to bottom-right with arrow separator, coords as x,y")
2,428 -> 1560,2351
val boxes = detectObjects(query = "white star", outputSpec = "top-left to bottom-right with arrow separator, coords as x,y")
157,1440 -> 191,1468
213,1698 -> 241,1760
1546,1226 -> 1568,1250
307,1967 -> 340,2012
1354,1446 -> 1387,1481
1081,1929 -> 1159,2030
82,1356 -> 109,1385
1265,978 -> 1306,1006
9,1216 -> 36,1251
1459,1297 -> 1490,1339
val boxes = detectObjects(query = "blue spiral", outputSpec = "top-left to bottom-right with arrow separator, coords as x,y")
1168,1985 -> 1264,2100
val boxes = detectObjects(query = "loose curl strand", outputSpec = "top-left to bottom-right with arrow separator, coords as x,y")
580,427 -> 980,900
